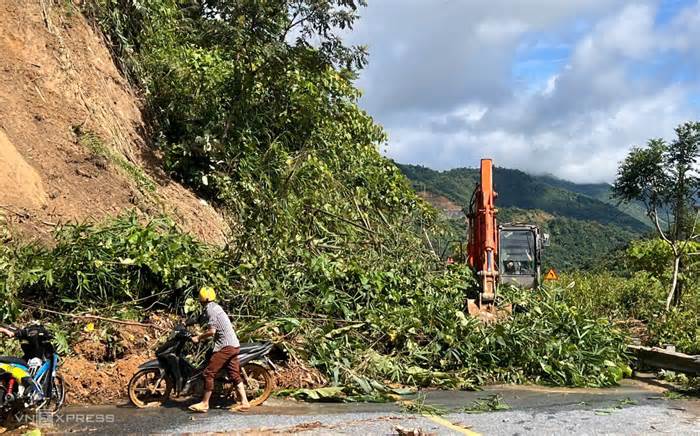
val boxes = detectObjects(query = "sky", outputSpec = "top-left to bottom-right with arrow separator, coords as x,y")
348,0 -> 700,183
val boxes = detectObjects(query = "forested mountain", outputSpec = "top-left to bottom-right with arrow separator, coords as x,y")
398,164 -> 652,270
536,175 -> 651,226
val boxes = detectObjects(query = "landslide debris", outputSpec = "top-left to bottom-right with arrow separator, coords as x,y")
0,1 -> 227,243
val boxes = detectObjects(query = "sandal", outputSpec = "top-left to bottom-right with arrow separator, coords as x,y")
188,402 -> 209,413
230,403 -> 251,412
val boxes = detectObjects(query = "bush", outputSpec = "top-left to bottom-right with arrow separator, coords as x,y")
647,309 -> 700,355
17,214 -> 230,313
0,217 -> 22,322
487,287 -> 631,387
558,271 -> 665,321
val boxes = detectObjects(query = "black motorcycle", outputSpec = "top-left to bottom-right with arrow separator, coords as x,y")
127,325 -> 278,408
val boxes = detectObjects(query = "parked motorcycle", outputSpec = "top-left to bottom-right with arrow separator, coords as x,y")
128,325 -> 278,408
0,325 -> 66,420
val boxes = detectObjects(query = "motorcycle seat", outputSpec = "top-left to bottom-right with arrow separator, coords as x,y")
239,342 -> 271,354
0,356 -> 28,367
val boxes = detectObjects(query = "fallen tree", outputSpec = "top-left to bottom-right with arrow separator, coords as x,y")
2,215 -> 631,400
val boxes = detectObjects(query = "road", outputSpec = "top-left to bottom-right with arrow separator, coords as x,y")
40,378 -> 699,435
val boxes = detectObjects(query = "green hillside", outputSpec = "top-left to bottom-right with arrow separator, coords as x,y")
398,163 -> 651,271
399,164 -> 650,232
537,174 -> 651,227
498,209 -> 639,271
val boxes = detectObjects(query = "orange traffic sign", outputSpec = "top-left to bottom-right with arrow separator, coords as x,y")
544,268 -> 558,281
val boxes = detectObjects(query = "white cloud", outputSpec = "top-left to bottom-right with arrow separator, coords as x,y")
351,0 -> 700,183
542,75 -> 558,95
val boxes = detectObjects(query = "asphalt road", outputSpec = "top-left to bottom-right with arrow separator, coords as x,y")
40,379 -> 699,435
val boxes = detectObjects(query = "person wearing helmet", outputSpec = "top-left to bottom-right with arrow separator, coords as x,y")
188,287 -> 250,413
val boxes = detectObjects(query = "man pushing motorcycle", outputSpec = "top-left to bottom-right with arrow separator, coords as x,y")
188,287 -> 250,413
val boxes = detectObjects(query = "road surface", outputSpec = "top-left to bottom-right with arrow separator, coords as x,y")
39,378 -> 699,435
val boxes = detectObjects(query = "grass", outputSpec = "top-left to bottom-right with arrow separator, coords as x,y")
400,393 -> 447,416
662,391 -> 686,400
75,128 -> 156,193
460,394 -> 511,414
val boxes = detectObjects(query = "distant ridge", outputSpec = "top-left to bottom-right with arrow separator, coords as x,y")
397,163 -> 651,271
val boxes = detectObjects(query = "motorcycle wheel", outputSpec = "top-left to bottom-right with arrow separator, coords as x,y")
128,368 -> 172,408
37,375 -> 66,414
242,363 -> 273,406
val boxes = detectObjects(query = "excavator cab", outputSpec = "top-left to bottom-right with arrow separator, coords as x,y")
499,224 -> 547,289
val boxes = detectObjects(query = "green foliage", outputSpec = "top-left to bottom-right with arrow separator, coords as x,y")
491,287 -> 631,387
613,123 -> 700,308
82,1 -> 452,340
20,214 -> 228,310
401,393 -> 447,415
647,309 -> 700,355
461,394 -> 511,413
613,123 -> 699,241
17,0 -> 629,392
559,272 -> 666,321
4,216 -> 629,389
276,386 -> 347,401
626,239 -> 699,286
558,269 -> 699,355
0,216 -> 24,322
46,323 -> 74,356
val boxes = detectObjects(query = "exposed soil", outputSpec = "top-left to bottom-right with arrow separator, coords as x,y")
274,358 -> 327,390
62,352 -> 148,404
58,313 -> 178,404
417,191 -> 463,218
0,1 -> 228,244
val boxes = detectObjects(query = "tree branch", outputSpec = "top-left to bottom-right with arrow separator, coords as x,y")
652,208 -> 673,248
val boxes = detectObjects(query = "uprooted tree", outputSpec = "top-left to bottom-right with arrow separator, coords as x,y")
613,121 -> 700,310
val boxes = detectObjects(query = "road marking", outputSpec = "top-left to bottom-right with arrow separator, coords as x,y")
425,415 -> 481,436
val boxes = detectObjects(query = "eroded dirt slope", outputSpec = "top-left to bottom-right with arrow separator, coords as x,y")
0,1 -> 228,243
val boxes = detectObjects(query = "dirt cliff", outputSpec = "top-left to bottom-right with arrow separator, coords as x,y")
0,1 -> 228,244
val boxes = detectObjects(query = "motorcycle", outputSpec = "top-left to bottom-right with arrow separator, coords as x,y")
0,325 -> 65,420
128,325 -> 278,408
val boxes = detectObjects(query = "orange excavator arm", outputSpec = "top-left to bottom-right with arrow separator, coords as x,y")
467,159 -> 498,315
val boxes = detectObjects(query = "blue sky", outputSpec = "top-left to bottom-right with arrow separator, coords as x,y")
350,0 -> 700,183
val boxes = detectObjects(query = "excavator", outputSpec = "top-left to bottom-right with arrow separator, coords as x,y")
466,158 -> 549,318
464,159 -> 700,373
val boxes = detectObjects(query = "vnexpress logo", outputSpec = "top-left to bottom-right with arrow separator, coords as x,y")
14,412 -> 115,426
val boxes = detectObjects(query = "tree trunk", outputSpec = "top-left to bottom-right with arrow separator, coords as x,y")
674,257 -> 684,307
665,255 -> 681,310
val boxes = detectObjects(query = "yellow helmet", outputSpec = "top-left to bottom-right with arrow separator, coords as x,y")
199,286 -> 216,302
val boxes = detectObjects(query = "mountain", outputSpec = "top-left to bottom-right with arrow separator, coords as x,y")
536,175 -> 651,226
398,163 -> 652,271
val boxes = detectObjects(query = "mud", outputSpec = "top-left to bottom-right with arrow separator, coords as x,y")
59,316 -> 173,404
274,358 -> 327,390
61,353 -> 148,404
